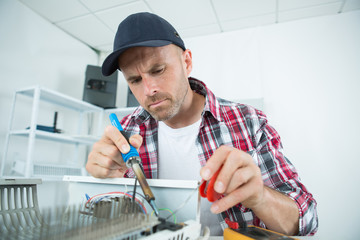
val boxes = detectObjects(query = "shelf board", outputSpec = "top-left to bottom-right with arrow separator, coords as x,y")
7,160 -> 85,181
104,107 -> 137,114
10,130 -> 100,145
33,163 -> 84,178
17,86 -> 103,112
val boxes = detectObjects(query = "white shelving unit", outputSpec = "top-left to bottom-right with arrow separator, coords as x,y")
1,86 -> 104,180
103,107 -> 137,122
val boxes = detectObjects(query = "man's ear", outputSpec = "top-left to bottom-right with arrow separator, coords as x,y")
183,49 -> 193,77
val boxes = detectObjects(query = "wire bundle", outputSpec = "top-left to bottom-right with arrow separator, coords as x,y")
84,191 -> 147,215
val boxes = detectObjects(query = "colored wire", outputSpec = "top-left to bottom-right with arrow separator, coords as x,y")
165,184 -> 199,221
126,191 -> 147,203
86,191 -> 133,203
85,191 -> 147,214
151,208 -> 177,223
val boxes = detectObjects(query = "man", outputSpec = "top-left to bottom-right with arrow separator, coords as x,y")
86,12 -> 318,236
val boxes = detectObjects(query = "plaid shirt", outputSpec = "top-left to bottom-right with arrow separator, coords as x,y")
120,78 -> 318,236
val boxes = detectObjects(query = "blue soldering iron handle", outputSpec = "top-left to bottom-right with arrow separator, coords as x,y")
109,113 -> 139,163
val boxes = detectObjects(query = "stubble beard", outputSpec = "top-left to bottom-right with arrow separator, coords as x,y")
147,86 -> 189,122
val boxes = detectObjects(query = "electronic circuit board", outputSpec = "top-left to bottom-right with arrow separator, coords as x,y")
0,178 -> 205,240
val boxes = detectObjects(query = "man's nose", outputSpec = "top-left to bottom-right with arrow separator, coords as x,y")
142,76 -> 158,96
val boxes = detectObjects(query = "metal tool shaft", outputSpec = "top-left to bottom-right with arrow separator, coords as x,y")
109,113 -> 159,216
130,159 -> 154,201
128,157 -> 159,216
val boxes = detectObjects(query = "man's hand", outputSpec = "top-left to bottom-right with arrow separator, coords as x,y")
86,125 -> 143,178
200,145 -> 299,235
200,145 -> 264,213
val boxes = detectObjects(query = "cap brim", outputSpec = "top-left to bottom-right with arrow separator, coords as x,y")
101,40 -> 172,76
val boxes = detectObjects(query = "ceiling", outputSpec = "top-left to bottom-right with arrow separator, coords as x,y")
19,0 -> 360,53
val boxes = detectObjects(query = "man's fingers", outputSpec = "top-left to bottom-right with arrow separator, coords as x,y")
104,125 -> 131,153
104,125 -> 143,153
93,141 -> 122,161
199,145 -> 265,213
213,149 -> 252,193
92,141 -> 125,168
210,177 -> 262,214
220,165 -> 255,194
129,134 -> 143,150
87,125 -> 143,179
200,145 -> 232,180
89,152 -> 124,170
88,165 -> 125,179
86,151 -> 127,178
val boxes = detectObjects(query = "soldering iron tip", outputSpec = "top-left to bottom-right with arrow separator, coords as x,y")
149,200 -> 159,217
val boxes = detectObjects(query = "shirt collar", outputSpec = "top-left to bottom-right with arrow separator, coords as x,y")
188,78 -> 223,122
130,77 -> 223,125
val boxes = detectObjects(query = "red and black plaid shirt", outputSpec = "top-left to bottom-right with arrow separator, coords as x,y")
120,78 -> 318,235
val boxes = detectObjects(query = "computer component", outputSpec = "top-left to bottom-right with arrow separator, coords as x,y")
83,65 -> 117,109
0,177 -> 205,240
126,87 -> 139,107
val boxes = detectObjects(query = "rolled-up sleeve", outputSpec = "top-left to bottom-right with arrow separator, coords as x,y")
255,116 -> 318,236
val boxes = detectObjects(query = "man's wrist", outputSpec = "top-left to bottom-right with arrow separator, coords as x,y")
248,185 -> 269,213
249,186 -> 300,235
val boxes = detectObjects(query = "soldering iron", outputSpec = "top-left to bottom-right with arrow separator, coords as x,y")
109,113 -> 159,216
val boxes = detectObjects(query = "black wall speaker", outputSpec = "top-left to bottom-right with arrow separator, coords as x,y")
83,65 -> 117,109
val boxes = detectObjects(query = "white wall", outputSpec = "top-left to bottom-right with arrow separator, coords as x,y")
0,0 -> 98,164
0,0 -> 98,208
186,11 -> 360,240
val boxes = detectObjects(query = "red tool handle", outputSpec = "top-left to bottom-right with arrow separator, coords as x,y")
199,166 -> 223,202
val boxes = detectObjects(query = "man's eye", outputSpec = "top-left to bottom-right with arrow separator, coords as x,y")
153,68 -> 164,74
129,78 -> 141,84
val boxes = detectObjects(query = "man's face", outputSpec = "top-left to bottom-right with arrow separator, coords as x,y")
118,44 -> 192,121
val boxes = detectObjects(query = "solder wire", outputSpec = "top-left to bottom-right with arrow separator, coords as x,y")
164,183 -> 200,222
132,178 -> 137,213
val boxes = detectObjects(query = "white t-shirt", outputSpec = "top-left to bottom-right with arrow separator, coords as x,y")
158,120 -> 222,236
158,119 -> 201,180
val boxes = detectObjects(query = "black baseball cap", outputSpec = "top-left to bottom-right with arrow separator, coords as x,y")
102,12 -> 186,76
